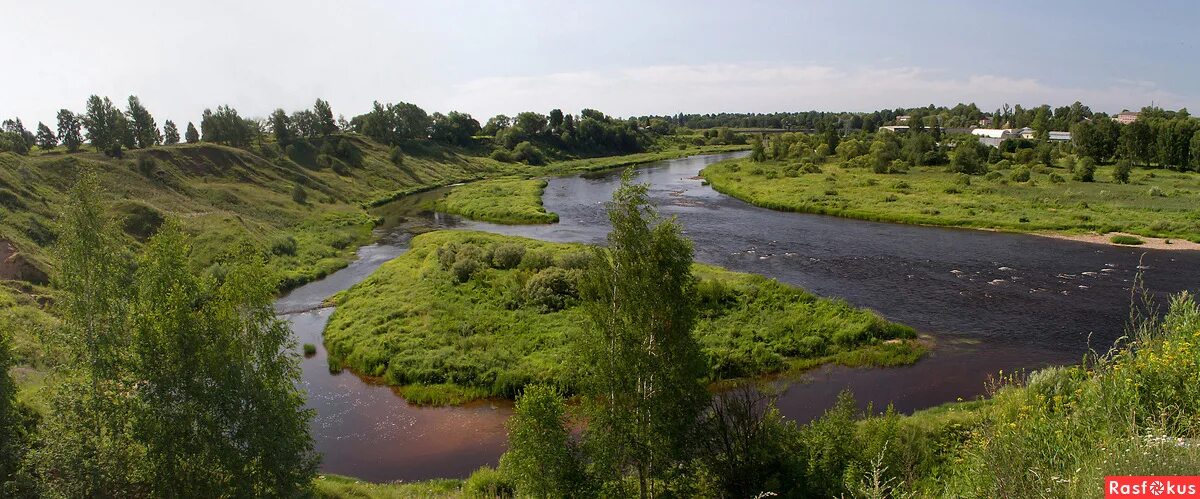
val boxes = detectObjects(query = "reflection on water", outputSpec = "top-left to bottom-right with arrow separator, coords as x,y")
278,151 -> 1200,482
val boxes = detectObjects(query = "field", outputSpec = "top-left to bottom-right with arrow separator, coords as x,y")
434,178 -> 558,224
322,230 -> 920,405
701,157 -> 1200,243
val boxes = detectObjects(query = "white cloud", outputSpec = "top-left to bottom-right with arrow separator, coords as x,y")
441,62 -> 1190,118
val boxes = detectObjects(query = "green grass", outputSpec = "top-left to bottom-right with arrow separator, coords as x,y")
323,230 -> 919,405
313,474 -> 463,498
302,343 -> 317,356
435,178 -> 558,224
701,157 -> 1200,242
1110,234 -> 1145,245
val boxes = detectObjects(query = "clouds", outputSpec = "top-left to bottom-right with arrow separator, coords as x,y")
439,62 -> 1190,118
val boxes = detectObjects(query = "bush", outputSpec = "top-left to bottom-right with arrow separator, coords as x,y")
491,243 -> 526,270
115,201 -> 165,241
388,146 -> 405,165
1073,157 -> 1096,182
1148,186 -> 1166,197
451,257 -> 482,284
286,139 -> 318,168
135,156 -> 159,176
518,249 -> 554,271
1010,167 -> 1031,183
490,148 -> 514,163
512,141 -> 546,166
556,251 -> 592,270
1048,173 -> 1065,183
984,171 -> 1002,181
291,184 -> 307,204
270,234 -> 298,256
524,267 -> 579,312
462,466 -> 514,497
954,173 -> 971,186
1110,235 -> 1144,245
1112,160 -> 1132,184
303,343 -> 317,357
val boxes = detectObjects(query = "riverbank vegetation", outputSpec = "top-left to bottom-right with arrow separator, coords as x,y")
702,120 -> 1200,243
345,173 -> 1200,498
434,178 -> 558,224
323,228 -> 918,405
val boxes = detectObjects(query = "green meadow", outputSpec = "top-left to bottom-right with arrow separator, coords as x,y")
701,157 -> 1200,243
435,178 -> 558,224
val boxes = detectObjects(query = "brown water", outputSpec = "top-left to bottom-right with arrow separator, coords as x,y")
277,151 -> 1200,482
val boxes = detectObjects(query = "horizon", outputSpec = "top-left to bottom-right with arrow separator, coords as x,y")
3,0 -> 1198,128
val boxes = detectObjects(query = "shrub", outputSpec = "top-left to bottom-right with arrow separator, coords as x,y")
518,249 -> 553,271
491,243 -> 526,270
523,267 -> 579,312
1048,173 -> 1065,183
489,148 -> 514,163
115,201 -> 165,241
954,173 -> 971,186
556,251 -> 591,270
1112,160 -> 1132,184
303,343 -> 317,357
1148,186 -> 1166,197
512,141 -> 546,166
270,234 -> 298,256
451,257 -> 482,284
984,171 -> 1002,181
1010,167 -> 1031,183
389,146 -> 405,165
1110,235 -> 1144,245
286,139 -> 318,168
291,184 -> 307,204
462,466 -> 514,497
135,156 -> 159,176
1073,158 -> 1096,182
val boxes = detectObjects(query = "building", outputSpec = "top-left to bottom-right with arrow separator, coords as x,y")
1048,131 -> 1071,142
878,125 -> 908,133
895,115 -> 911,124
1017,127 -> 1036,139
971,128 -> 1018,147
1114,111 -> 1140,124
978,116 -> 993,127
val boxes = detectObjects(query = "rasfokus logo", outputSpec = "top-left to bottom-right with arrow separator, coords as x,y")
1107,476 -> 1200,498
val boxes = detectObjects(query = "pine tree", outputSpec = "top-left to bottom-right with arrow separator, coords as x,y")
35,122 -> 57,150
185,122 -> 199,143
162,120 -> 180,145
57,109 -> 84,152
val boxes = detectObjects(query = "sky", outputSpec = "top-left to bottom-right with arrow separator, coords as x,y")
3,0 -> 1198,127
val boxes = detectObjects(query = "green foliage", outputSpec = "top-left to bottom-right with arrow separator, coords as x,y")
34,122 -> 57,150
82,95 -> 125,157
1010,166 -> 1031,183
0,317 -> 37,495
184,122 -> 199,143
1112,159 -> 1132,183
292,184 -> 307,204
575,171 -> 710,496
1073,156 -> 1096,182
113,200 -> 165,241
303,343 -> 317,357
701,155 -> 1200,242
436,178 -> 559,224
200,105 -> 255,147
324,231 -> 912,404
491,243 -> 526,269
1110,234 -> 1144,245
523,267 -> 579,312
462,466 -> 514,498
161,120 -> 180,145
125,95 -> 161,148
56,109 -> 83,152
500,385 -> 589,498
270,234 -> 299,256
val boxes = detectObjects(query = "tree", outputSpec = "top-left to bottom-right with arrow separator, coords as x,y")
950,140 -> 986,174
291,184 -> 307,204
1112,159 -> 1132,183
128,223 -> 318,496
548,109 -> 564,134
200,105 -> 254,147
1120,120 -> 1154,166
1074,157 -> 1096,182
269,109 -> 293,145
869,135 -> 899,172
313,98 -> 337,137
577,171 -> 709,497
1192,130 -> 1200,171
82,95 -> 125,156
1031,106 -> 1050,141
162,120 -> 180,145
185,122 -> 199,143
1,322 -> 36,495
30,170 -> 145,497
57,109 -> 84,152
430,111 -> 481,146
35,122 -> 57,150
500,385 -> 588,498
750,137 -> 766,162
126,96 -> 161,148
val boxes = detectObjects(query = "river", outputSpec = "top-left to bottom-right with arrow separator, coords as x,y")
276,151 -> 1200,482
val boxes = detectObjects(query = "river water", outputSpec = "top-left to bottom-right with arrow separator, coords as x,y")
276,151 -> 1200,482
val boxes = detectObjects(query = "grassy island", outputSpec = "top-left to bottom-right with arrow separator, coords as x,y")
323,230 -> 920,405
434,178 -> 558,224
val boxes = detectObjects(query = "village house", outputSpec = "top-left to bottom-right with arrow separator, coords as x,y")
1114,111 -> 1140,124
